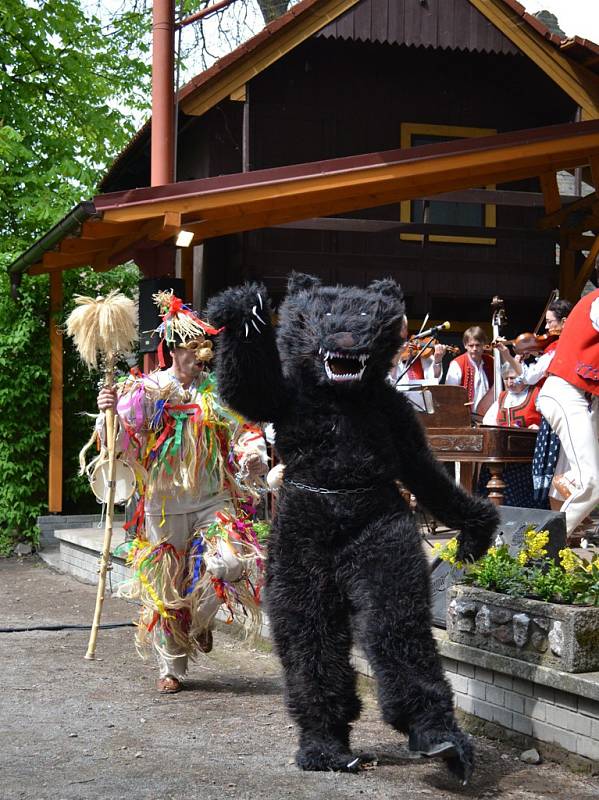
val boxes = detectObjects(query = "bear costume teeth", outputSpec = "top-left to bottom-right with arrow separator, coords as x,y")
323,351 -> 369,382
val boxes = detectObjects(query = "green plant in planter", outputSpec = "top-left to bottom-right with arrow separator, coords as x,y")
433,527 -> 599,606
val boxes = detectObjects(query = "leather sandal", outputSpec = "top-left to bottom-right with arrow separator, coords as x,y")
156,676 -> 182,694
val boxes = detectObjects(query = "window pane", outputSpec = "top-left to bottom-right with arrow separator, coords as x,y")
411,133 -> 486,229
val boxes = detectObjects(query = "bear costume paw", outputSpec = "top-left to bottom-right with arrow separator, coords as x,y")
207,282 -> 269,337
456,497 -> 499,563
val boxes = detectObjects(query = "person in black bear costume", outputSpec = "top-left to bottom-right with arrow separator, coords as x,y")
207,273 -> 498,784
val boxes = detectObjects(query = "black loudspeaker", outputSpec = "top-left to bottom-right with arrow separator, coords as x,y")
138,277 -> 185,353
429,506 -> 567,628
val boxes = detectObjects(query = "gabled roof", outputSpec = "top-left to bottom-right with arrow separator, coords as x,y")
100,0 -> 599,192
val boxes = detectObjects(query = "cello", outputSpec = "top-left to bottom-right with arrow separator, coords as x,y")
476,296 -> 506,420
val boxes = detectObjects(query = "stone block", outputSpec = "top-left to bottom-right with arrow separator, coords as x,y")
457,662 -> 475,678
513,677 -> 534,697
576,735 -> 599,760
472,698 -> 495,722
534,684 -> 555,703
486,685 -> 505,707
494,672 -> 513,691
468,678 -> 487,700
525,698 -> 546,721
455,694 -> 475,714
512,712 -> 533,736
553,689 -> 578,711
447,585 -> 599,672
504,691 -> 525,714
532,720 -> 577,752
447,673 -> 469,694
546,705 -> 592,736
491,705 -> 513,729
579,697 -> 599,718
475,666 -> 494,684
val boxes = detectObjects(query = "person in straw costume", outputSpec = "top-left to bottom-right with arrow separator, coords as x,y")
94,290 -> 269,693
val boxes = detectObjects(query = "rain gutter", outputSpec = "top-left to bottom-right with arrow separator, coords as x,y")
6,201 -> 97,297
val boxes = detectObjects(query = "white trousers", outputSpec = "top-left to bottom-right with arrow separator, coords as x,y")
145,495 -> 233,679
537,376 -> 599,534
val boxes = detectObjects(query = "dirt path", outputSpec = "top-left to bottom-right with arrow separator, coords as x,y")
1,557 -> 598,800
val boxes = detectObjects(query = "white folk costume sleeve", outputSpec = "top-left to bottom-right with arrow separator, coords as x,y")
445,360 -> 462,385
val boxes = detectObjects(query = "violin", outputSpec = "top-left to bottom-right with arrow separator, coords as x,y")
399,336 -> 459,361
495,331 -> 559,357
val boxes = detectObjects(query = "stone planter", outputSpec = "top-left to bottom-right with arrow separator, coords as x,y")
447,584 -> 599,673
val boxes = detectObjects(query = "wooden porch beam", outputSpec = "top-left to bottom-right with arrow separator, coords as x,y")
101,133 -> 599,227
42,251 -> 96,269
176,164 -> 587,243
80,220 -> 146,239
539,171 -> 562,215
48,272 -> 63,513
538,191 -> 598,229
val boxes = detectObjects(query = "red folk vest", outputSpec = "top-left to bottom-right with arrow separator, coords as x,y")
406,358 -> 424,381
547,289 -> 599,395
452,352 -> 494,404
496,386 -> 541,428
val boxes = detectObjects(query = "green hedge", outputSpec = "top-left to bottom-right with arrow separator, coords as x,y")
0,264 -> 139,555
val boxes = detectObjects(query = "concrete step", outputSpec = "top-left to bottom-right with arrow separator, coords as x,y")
53,527 -> 131,588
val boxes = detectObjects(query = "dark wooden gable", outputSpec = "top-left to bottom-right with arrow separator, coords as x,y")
317,0 -> 520,54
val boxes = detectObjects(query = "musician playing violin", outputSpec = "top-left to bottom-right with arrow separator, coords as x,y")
388,316 -> 450,386
494,298 -> 572,388
445,326 -> 494,416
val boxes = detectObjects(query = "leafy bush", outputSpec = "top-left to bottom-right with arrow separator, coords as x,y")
434,528 -> 599,606
0,264 -> 139,555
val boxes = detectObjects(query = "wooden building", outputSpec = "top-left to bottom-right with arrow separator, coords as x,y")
95,0 -> 599,330
8,0 -> 599,510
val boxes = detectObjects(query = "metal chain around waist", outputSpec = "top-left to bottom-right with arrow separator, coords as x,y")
284,478 -> 379,495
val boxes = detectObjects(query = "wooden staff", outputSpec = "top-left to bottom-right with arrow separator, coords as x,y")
65,292 -> 137,660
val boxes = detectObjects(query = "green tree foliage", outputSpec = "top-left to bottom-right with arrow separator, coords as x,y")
0,0 -> 151,260
0,1 -> 150,552
533,10 -> 566,39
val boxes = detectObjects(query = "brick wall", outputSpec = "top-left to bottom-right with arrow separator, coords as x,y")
442,656 -> 599,767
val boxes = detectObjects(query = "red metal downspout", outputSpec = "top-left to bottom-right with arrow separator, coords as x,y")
152,0 -> 175,186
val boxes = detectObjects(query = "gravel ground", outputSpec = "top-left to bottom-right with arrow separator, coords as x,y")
1,557 -> 599,800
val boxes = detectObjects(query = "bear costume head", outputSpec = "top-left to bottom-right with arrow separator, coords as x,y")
276,272 -> 406,388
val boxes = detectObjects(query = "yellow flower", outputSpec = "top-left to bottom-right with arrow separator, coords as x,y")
433,537 -> 463,568
517,551 -> 529,566
559,548 -> 582,573
486,546 -> 498,557
524,529 -> 549,560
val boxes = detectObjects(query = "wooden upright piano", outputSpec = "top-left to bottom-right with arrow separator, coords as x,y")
404,385 -> 537,505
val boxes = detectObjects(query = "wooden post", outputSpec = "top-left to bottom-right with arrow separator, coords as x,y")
48,272 -> 63,512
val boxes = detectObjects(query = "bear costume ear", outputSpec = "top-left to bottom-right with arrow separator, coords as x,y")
368,277 -> 404,302
287,272 -> 321,294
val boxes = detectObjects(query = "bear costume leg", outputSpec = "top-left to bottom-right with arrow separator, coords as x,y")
267,546 -> 362,772
339,510 -> 474,784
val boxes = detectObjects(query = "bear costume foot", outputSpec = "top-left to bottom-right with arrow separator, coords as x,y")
296,740 -> 361,773
408,727 -> 474,785
296,729 -> 360,773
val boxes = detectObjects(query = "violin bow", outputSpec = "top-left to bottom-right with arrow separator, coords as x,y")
533,289 -> 559,336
